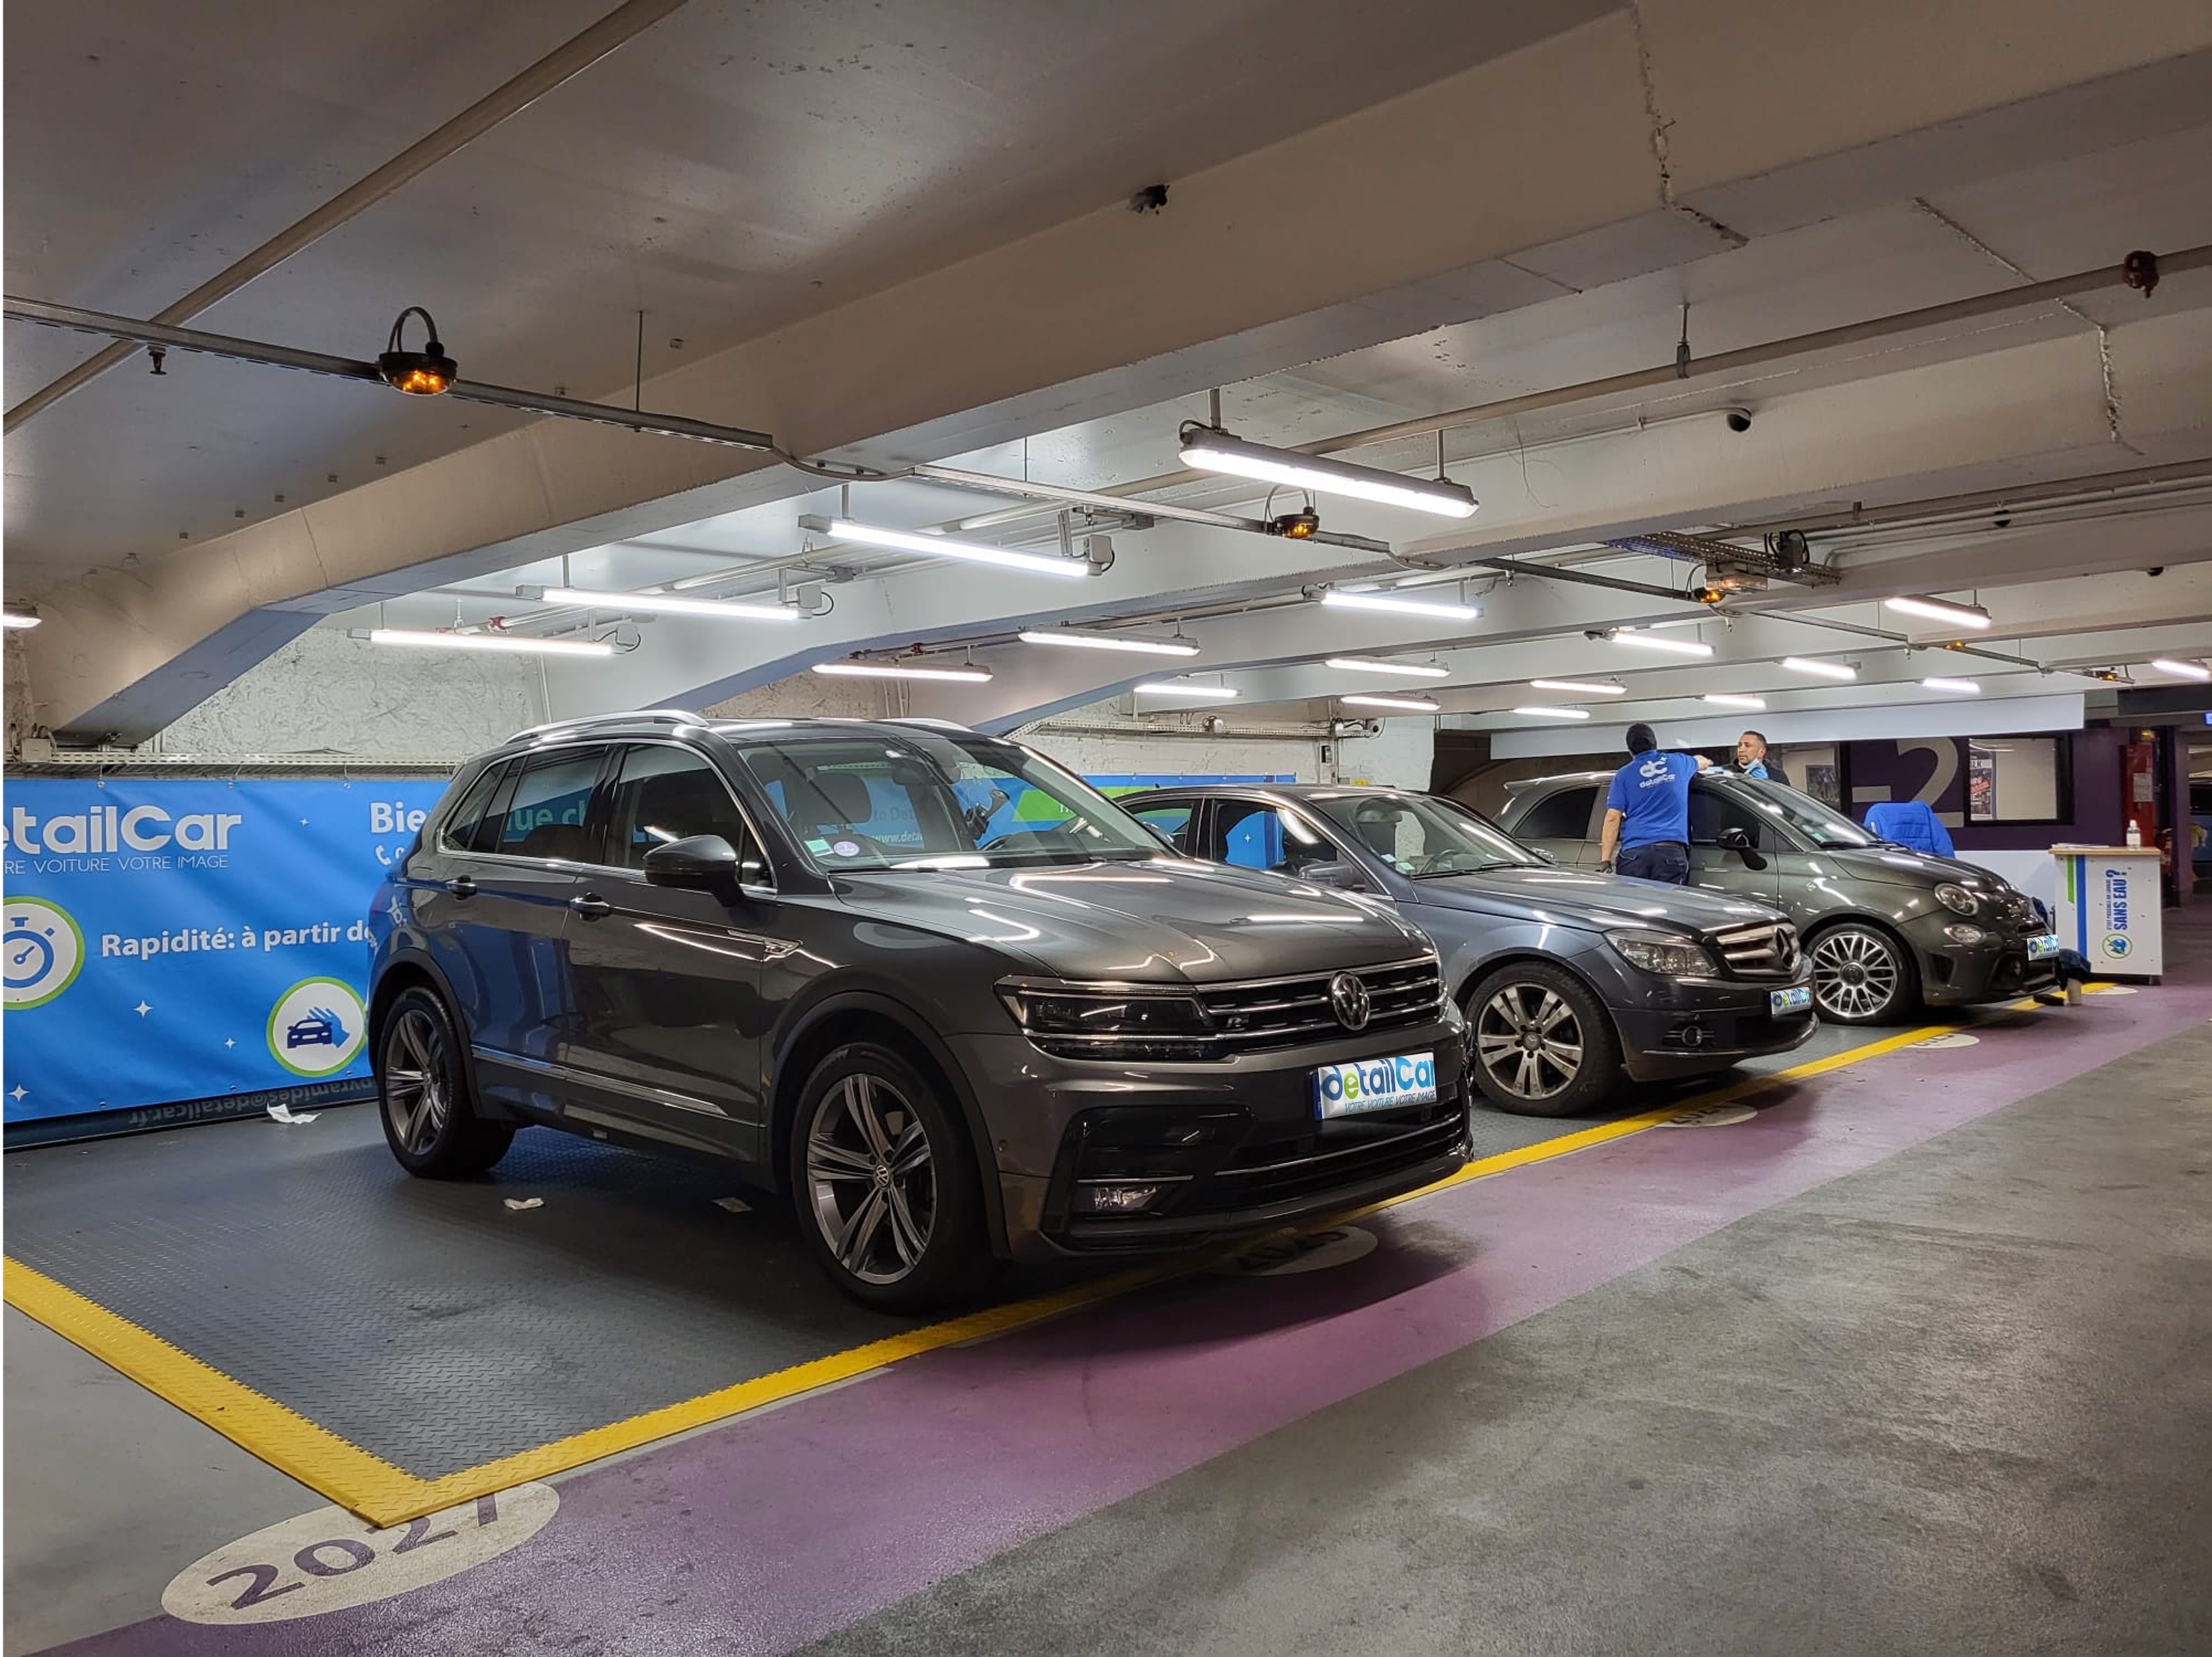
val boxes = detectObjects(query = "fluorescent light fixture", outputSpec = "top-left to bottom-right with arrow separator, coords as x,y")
1342,693 -> 1441,712
1781,656 -> 1859,681
2150,657 -> 2211,681
1016,628 -> 1198,657
1512,705 -> 1593,720
538,586 -> 797,622
1702,693 -> 1767,710
813,659 -> 993,684
1318,588 -> 1481,622
1178,425 -> 1478,518
1135,680 -> 1239,700
1885,595 -> 1993,630
1528,678 -> 1624,696
1920,676 -> 1982,694
367,628 -> 613,657
1610,629 -> 1715,657
1,609 -> 40,630
1325,656 -> 1449,679
808,516 -> 1091,580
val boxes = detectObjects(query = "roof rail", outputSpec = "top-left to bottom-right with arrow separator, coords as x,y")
506,708 -> 706,742
882,717 -> 974,731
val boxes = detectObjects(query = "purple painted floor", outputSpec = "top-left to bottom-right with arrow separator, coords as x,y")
50,919 -> 2212,1654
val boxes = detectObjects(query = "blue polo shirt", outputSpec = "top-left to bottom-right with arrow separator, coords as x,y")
1607,751 -> 1698,850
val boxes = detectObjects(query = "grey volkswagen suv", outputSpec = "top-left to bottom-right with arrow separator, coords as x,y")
1499,769 -> 2059,1023
1119,784 -> 1816,1117
366,714 -> 1470,1309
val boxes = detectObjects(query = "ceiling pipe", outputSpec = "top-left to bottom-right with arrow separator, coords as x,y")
910,463 -> 1392,554
4,0 -> 690,435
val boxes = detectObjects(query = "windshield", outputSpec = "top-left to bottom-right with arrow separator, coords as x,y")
1731,777 -> 1877,848
1310,790 -> 1541,878
736,731 -> 1167,871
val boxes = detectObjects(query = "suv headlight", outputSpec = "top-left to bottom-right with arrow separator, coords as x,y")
1933,882 -> 1980,916
1608,931 -> 1718,976
999,981 -> 1214,1059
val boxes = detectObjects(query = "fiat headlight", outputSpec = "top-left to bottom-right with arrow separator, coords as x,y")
1609,931 -> 1717,977
1933,882 -> 1980,916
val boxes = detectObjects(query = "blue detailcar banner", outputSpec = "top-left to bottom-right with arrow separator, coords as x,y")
3,778 -> 450,1127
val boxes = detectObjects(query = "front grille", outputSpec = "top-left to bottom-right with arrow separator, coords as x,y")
1708,921 -> 1800,978
1206,1107 -> 1466,1210
1018,955 -> 1443,1061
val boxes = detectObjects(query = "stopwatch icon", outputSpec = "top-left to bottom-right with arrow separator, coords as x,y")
5,916 -> 57,988
3,899 -> 83,1008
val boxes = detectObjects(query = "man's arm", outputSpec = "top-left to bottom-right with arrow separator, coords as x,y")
1599,807 -> 1624,868
1693,753 -> 1715,771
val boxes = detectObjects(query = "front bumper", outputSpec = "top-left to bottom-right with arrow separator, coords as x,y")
1905,915 -> 2059,1006
949,1014 -> 1472,1265
1612,973 -> 1820,1081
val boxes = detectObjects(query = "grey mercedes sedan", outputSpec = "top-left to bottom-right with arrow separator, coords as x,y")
1119,783 -> 1816,1117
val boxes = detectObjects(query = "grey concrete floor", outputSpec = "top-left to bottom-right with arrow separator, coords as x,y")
811,1023 -> 2212,1657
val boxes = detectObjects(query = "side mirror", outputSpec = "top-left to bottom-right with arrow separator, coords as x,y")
1717,826 -> 1758,852
643,834 -> 744,894
1301,860 -> 1368,892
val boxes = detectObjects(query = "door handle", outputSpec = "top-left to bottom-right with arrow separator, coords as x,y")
569,894 -> 613,920
446,875 -> 477,898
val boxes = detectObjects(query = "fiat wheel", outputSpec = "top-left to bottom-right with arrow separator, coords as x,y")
376,985 -> 514,1177
1808,923 -> 1917,1024
790,1042 -> 985,1311
1466,963 -> 1620,1119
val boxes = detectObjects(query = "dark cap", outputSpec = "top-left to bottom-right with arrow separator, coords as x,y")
1626,722 -> 1658,755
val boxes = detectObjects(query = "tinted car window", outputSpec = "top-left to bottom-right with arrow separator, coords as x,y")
1514,785 -> 1599,842
605,744 -> 767,881
485,749 -> 605,862
1318,792 -> 1537,876
440,762 -> 507,852
1126,801 -> 1195,852
1211,801 -> 1334,875
1689,785 -> 1767,846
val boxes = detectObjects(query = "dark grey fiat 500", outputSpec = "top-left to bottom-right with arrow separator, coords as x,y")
367,714 -> 1470,1310
1118,784 -> 1816,1117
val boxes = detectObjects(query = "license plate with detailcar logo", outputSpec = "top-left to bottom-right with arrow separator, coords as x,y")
1769,985 -> 1814,1016
1312,1051 -> 1438,1118
2027,933 -> 2062,961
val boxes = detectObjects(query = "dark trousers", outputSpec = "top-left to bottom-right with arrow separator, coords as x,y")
1618,841 -> 1690,884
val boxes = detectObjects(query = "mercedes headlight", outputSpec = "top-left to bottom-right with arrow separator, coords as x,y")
1609,931 -> 1718,977
1933,882 -> 1980,916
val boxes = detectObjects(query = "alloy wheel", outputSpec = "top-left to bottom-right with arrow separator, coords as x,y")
1811,929 -> 1901,1020
804,1073 -> 937,1286
1474,982 -> 1585,1103
383,1006 -> 451,1156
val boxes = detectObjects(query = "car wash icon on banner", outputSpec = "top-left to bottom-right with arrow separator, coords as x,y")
267,977 -> 367,1077
3,898 -> 84,1009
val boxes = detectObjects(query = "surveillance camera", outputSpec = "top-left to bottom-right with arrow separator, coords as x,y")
1723,408 -> 1753,434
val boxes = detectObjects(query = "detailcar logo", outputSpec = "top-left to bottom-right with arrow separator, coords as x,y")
266,977 -> 368,1077
3,897 -> 85,1010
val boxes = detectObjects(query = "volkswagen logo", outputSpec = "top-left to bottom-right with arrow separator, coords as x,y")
1328,971 -> 1372,1032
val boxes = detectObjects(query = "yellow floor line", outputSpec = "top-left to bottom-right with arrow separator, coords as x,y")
0,1006 -> 2047,1526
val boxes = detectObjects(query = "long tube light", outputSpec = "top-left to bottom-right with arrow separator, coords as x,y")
1318,588 -> 1481,622
807,516 -> 1092,579
1325,656 -> 1449,678
1016,627 -> 1198,657
1135,680 -> 1239,700
1512,706 -> 1593,720
1702,692 -> 1767,710
1342,693 -> 1441,712
1,609 -> 40,629
1528,678 -> 1624,696
366,628 -> 613,657
1610,629 -> 1714,657
813,660 -> 993,684
1885,595 -> 1993,630
537,586 -> 798,622
2150,656 -> 2211,681
1782,657 -> 1859,681
1920,676 -> 1982,694
1178,425 -> 1478,518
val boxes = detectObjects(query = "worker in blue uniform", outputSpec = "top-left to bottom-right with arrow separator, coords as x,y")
1596,722 -> 1713,884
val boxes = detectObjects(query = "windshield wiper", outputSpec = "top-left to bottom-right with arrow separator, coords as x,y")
1413,860 -> 1526,877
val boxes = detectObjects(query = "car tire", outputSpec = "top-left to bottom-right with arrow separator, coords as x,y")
1465,963 -> 1622,1119
376,985 -> 515,1177
1807,921 -> 1919,1025
789,1042 -> 988,1312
